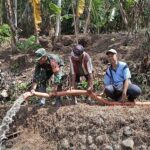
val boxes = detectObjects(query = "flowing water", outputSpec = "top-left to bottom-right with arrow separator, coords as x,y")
0,95 -> 25,149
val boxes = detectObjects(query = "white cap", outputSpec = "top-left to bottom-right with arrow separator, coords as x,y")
106,49 -> 117,55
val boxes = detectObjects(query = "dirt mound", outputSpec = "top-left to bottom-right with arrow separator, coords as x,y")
1,104 -> 150,150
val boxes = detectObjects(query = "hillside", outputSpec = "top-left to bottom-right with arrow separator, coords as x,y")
0,33 -> 150,149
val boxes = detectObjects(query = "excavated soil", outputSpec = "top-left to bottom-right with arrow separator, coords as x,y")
0,104 -> 150,149
0,33 -> 150,149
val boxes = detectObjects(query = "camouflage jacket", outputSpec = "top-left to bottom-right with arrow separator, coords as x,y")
33,53 -> 64,84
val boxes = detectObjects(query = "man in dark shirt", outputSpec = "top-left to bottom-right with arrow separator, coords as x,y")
31,48 -> 64,106
69,44 -> 94,104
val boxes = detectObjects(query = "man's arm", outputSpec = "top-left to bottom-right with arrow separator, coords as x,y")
71,74 -> 76,89
69,57 -> 76,89
86,57 -> 93,91
32,82 -> 37,90
87,73 -> 93,91
31,64 -> 40,92
121,63 -> 131,101
121,79 -> 129,101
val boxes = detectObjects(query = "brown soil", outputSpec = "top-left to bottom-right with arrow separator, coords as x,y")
1,105 -> 150,149
0,33 -> 150,150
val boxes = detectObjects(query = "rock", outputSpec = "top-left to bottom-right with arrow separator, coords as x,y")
62,36 -> 73,46
111,133 -> 119,141
90,117 -> 104,126
60,139 -> 69,149
89,144 -> 97,150
95,135 -> 109,145
5,141 -> 13,149
1,90 -> 8,97
47,42 -> 53,51
63,46 -> 72,53
78,135 -> 86,144
101,144 -> 113,150
87,135 -> 93,145
95,135 -> 104,145
129,116 -> 135,123
122,138 -> 134,150
53,42 -> 64,51
113,144 -> 121,150
119,118 -> 127,126
39,36 -> 49,47
136,145 -> 147,150
21,145 -> 31,150
78,36 -> 92,47
106,127 -> 113,134
79,144 -> 86,150
123,126 -> 133,136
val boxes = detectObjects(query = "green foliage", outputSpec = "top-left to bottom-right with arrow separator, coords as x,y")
90,0 -> 122,32
49,2 -> 61,15
46,86 -> 52,93
77,79 -> 103,91
0,24 -> 11,37
125,0 -> 136,10
10,62 -> 19,73
93,80 -> 102,91
17,82 -> 28,91
0,24 -> 11,44
17,35 -> 41,53
61,14 -> 73,20
77,80 -> 88,89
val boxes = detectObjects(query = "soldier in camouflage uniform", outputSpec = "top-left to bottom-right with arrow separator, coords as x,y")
31,48 -> 64,106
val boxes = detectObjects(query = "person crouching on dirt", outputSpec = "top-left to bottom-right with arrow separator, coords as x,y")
69,44 -> 94,104
103,49 -> 141,102
31,48 -> 64,107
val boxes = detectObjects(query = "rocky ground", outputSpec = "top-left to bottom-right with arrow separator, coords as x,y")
0,33 -> 150,149
1,104 -> 150,150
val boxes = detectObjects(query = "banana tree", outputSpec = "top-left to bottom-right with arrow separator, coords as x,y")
49,1 -> 62,36
55,0 -> 62,36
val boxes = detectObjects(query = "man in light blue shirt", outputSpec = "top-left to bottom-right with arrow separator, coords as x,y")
104,49 -> 141,102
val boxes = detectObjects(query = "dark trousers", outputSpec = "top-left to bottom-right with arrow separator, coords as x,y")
75,74 -> 89,83
36,70 -> 62,103
104,84 -> 141,101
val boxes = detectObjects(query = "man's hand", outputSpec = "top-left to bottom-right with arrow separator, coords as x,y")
87,86 -> 93,93
120,91 -> 127,102
70,86 -> 75,90
31,89 -> 36,95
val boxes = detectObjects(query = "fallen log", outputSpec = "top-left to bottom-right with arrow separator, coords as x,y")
23,90 -> 150,106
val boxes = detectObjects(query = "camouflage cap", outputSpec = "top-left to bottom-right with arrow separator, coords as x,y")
35,48 -> 47,62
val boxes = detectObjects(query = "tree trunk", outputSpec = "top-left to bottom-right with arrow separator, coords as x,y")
118,0 -> 129,32
55,0 -> 62,37
14,0 -> 17,27
72,0 -> 78,44
5,0 -> 17,53
83,0 -> 92,34
14,0 -> 18,41
0,0 -> 3,25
